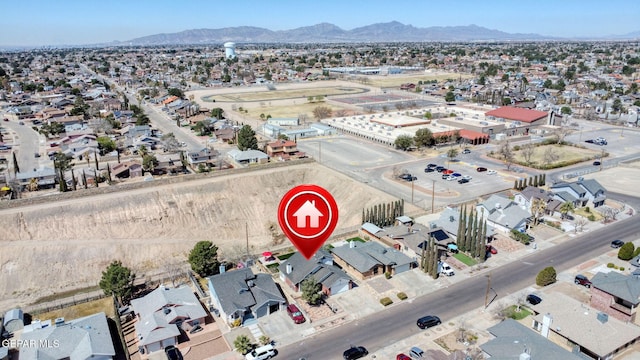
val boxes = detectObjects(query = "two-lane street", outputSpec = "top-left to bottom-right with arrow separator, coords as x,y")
279,192 -> 640,359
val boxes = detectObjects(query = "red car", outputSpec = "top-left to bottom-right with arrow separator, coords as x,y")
396,354 -> 411,360
443,169 -> 454,175
486,245 -> 498,254
286,304 -> 306,324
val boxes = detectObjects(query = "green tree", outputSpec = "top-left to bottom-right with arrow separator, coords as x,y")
535,266 -> 557,286
237,125 -> 258,151
97,136 -> 117,155
142,154 -> 158,172
447,148 -> 458,164
414,128 -> 434,148
445,91 -> 456,103
618,242 -> 635,261
188,241 -> 221,277
559,201 -> 575,220
99,260 -> 135,306
210,107 -> 224,119
233,335 -> 254,355
301,277 -> 322,305
561,106 -> 572,115
394,135 -> 414,151
167,88 -> 184,99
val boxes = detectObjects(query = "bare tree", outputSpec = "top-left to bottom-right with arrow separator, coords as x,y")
600,206 -> 620,223
515,292 -> 527,312
162,258 -> 187,288
574,217 -> 588,233
531,198 -> 547,226
312,105 -> 332,120
499,141 -> 515,171
521,143 -> 535,165
334,109 -> 347,117
555,126 -> 572,144
542,147 -> 559,167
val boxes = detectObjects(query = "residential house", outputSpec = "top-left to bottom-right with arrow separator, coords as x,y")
186,148 -> 218,169
265,139 -> 300,160
110,160 -> 143,179
227,149 -> 269,165
2,308 -> 24,333
331,241 -> 413,280
590,271 -> 640,324
16,167 -> 56,190
278,250 -> 353,296
359,222 -> 384,240
481,318 -> 583,360
531,292 -> 640,359
378,222 -> 451,260
207,268 -> 286,326
130,285 -> 207,354
514,186 -> 563,218
551,178 -> 606,208
19,312 -> 116,360
155,153 -> 186,174
476,194 -> 531,234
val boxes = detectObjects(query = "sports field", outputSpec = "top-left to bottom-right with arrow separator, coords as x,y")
202,86 -> 368,102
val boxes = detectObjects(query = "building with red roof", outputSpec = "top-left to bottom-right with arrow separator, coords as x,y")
485,107 -> 548,124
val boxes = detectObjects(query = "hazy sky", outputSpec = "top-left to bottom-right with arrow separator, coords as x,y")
2,0 -> 639,46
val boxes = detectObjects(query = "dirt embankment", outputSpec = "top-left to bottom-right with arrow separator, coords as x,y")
0,162 -> 417,310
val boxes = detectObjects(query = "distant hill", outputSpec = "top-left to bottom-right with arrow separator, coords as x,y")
119,21 -> 555,46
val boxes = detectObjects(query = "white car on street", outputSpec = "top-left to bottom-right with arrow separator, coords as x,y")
487,170 -> 497,175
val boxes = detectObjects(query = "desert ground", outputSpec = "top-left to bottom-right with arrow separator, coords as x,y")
0,162 -> 420,311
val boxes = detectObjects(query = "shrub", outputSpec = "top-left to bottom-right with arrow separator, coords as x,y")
536,266 -> 557,286
380,297 -> 393,306
233,335 -> 254,355
513,145 -> 521,151
585,207 -> 591,213
607,262 -> 615,268
633,247 -> 640,258
618,242 -> 635,261
588,214 -> 596,221
385,271 -> 392,279
620,267 -> 625,271
397,292 -> 408,300
259,335 -> 271,346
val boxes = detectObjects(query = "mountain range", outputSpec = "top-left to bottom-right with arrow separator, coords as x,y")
118,22 -> 559,46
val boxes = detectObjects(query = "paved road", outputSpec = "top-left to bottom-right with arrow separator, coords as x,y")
0,109 -> 45,174
278,192 -> 640,359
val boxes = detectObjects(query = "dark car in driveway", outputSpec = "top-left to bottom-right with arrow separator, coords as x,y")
526,294 -> 542,305
165,346 -> 183,360
575,274 -> 592,288
343,346 -> 368,360
416,315 -> 441,329
611,239 -> 625,248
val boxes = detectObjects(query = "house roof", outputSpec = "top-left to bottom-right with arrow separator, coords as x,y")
553,191 -> 578,203
331,241 -> 413,273
482,318 -> 582,360
16,167 -> 56,181
591,271 -> 640,305
278,250 -> 332,285
19,312 -> 116,360
130,285 -> 207,346
267,139 -> 297,148
207,268 -> 285,317
533,292 -> 640,358
518,186 -> 552,202
551,182 -> 587,198
361,222 -> 383,236
485,106 -> 548,123
577,178 -> 606,196
477,194 -> 531,229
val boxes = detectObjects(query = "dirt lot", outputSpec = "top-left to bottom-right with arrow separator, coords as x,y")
0,162 -> 420,311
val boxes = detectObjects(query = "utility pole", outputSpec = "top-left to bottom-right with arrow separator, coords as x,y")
485,272 -> 492,308
411,178 -> 414,204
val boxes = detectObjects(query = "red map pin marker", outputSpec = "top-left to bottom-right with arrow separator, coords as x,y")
278,184 -> 339,260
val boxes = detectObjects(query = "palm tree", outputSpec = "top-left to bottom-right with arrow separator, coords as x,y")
531,198 -> 547,226
560,201 -> 575,220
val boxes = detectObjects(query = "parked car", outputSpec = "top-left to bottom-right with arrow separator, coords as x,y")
574,274 -> 592,288
593,161 -> 601,166
399,173 -> 412,180
443,169 -> 454,175
405,176 -> 417,181
436,166 -> 447,172
246,344 -> 277,360
611,239 -> 625,248
165,346 -> 183,360
476,167 -> 487,172
397,354 -> 411,360
486,245 -> 498,254
424,167 -> 435,173
409,346 -> 425,358
462,149 -> 471,154
526,294 -> 542,305
426,163 -> 438,168
451,172 -> 462,178
286,304 -> 306,324
416,315 -> 441,329
462,175 -> 472,180
343,346 -> 368,360
34,153 -> 40,158
189,324 -> 203,334
458,178 -> 470,184
487,170 -> 497,175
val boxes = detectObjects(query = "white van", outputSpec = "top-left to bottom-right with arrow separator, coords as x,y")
245,344 -> 276,360
439,262 -> 455,276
